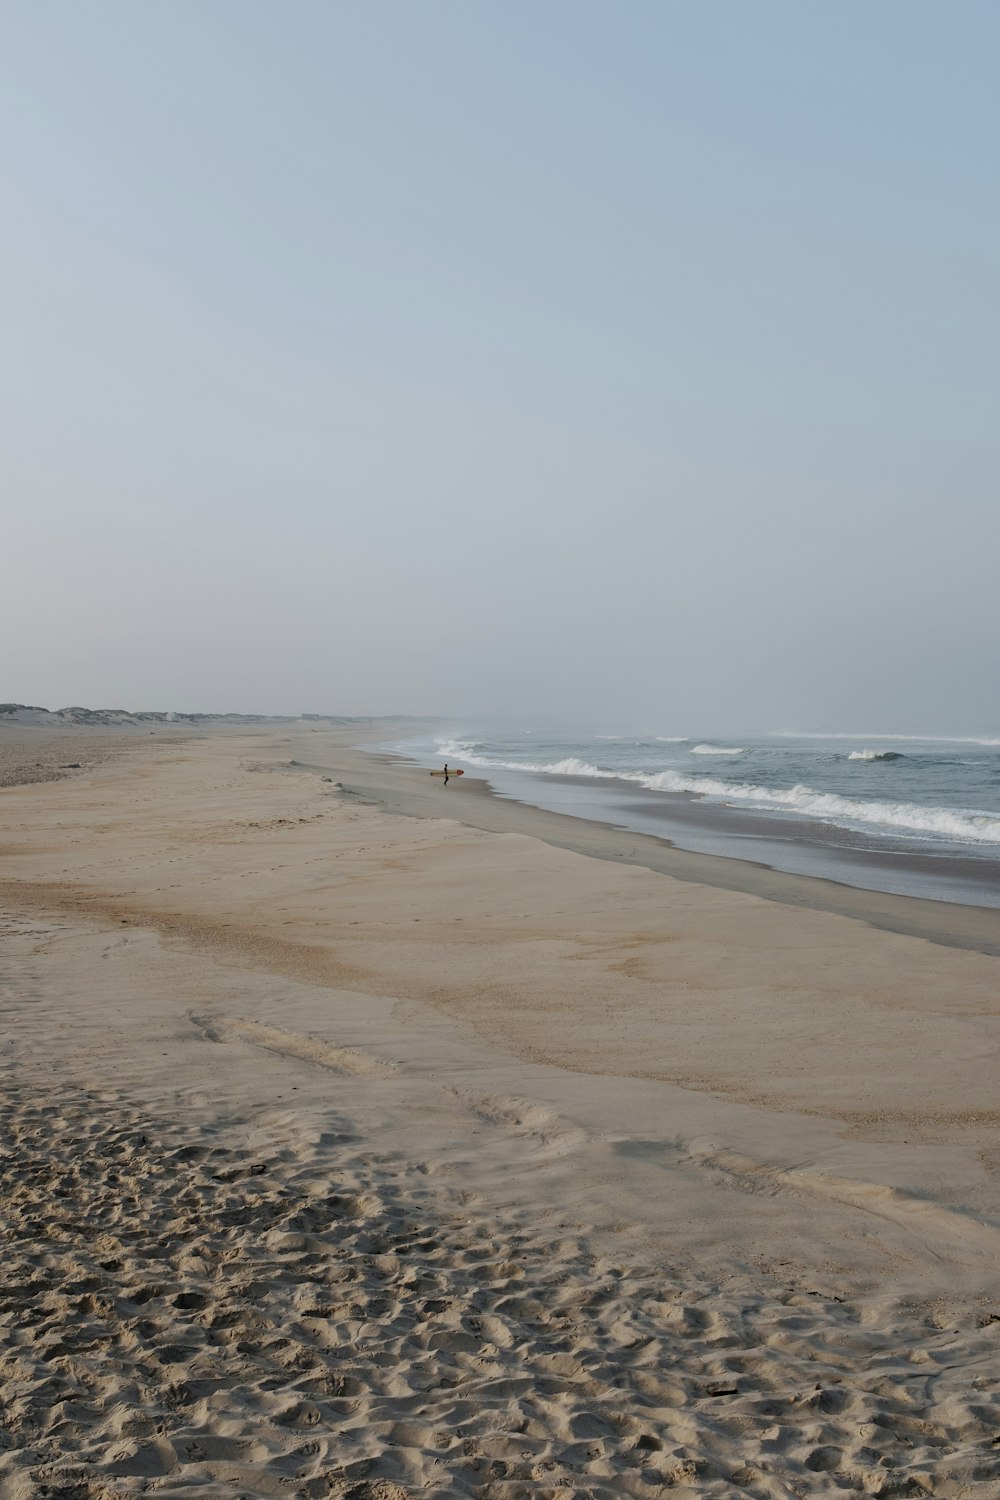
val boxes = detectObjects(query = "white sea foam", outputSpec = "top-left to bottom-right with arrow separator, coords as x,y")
435,741 -> 617,780
544,757 -> 615,777
656,736 -> 689,743
641,772 -> 1000,844
690,743 -> 746,756
436,739 -> 1000,845
848,749 -> 904,762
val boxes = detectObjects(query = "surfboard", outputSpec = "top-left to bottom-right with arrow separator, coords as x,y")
429,768 -> 464,777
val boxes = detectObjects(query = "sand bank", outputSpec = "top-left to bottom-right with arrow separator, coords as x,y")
1,724 -> 998,1496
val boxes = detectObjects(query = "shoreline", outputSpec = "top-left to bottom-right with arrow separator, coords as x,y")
374,736 -> 1000,914
3,722 -> 1000,1494
346,744 -> 1000,959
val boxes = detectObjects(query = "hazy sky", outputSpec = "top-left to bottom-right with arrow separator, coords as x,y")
3,2 -> 997,731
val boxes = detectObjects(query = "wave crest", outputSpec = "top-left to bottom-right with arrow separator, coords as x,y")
544,757 -> 610,777
848,749 -> 904,762
435,740 -> 615,780
642,772 -> 1000,844
690,743 -> 746,756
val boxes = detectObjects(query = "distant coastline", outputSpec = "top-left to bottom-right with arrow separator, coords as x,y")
0,702 -> 430,728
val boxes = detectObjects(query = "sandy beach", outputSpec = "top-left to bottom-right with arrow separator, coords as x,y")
2,720 -> 999,1498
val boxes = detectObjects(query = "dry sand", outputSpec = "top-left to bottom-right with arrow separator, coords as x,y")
1,722 -> 998,1498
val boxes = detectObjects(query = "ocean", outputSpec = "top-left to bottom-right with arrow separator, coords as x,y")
381,728 -> 1000,908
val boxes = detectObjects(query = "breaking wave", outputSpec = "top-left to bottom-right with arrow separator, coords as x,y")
690,743 -> 746,756
847,749 -> 905,762
436,741 -> 617,780
638,773 -> 1000,844
436,740 -> 1000,845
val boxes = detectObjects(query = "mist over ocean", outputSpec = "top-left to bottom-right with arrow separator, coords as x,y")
385,728 -> 1000,906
